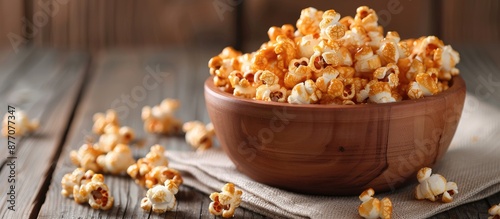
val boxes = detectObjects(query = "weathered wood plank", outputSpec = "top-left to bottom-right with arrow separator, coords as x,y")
0,49 -> 89,219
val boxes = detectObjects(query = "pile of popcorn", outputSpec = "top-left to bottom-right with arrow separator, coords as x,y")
208,6 -> 460,104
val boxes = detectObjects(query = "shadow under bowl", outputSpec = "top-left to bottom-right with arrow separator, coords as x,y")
204,76 -> 466,195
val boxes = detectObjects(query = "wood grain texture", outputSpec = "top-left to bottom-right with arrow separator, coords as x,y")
0,0 -> 24,52
0,49 -> 89,219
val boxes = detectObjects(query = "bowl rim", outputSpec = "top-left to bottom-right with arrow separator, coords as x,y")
204,75 -> 466,109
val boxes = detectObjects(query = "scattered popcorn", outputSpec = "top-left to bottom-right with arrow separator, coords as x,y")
489,204 -> 500,219
207,6 -> 461,105
127,145 -> 169,187
182,121 -> 216,151
95,125 -> 135,153
61,168 -> 95,198
1,110 -> 39,137
97,144 -> 135,175
70,143 -> 104,172
145,166 -> 183,189
141,180 -> 179,214
415,167 -> 458,203
358,188 -> 392,219
142,99 -> 182,135
74,174 -> 114,210
92,109 -> 119,135
209,183 -> 243,218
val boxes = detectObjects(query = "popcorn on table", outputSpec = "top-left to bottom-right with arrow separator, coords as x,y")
182,121 -> 216,151
127,144 -> 169,187
95,125 -> 135,153
1,110 -> 39,137
358,188 -> 392,219
70,143 -> 104,172
415,167 -> 458,203
141,179 -> 179,214
207,6 -> 461,105
92,109 -> 119,135
61,168 -> 95,198
142,98 -> 182,135
97,143 -> 135,175
209,183 -> 243,218
73,174 -> 114,210
489,203 -> 500,219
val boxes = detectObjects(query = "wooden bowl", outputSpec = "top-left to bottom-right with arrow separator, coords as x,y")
204,76 -> 466,195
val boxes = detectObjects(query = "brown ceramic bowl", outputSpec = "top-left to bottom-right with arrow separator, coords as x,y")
204,76 -> 466,195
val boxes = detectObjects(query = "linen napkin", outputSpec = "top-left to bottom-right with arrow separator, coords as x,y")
167,93 -> 500,219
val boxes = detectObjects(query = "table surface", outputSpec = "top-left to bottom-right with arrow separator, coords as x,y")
0,44 -> 499,219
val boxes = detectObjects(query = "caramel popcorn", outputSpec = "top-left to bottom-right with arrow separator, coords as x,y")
208,6 -> 460,105
96,144 -> 135,175
1,110 -> 39,137
74,174 -> 114,210
92,109 -> 119,135
182,121 -> 216,151
415,167 -> 458,203
70,143 -> 104,172
127,144 -> 169,187
142,98 -> 181,135
61,168 -> 95,198
95,125 -> 135,153
141,179 -> 179,213
489,204 -> 500,219
358,188 -> 392,219
255,70 -> 289,103
209,183 -> 243,218
145,166 -> 183,189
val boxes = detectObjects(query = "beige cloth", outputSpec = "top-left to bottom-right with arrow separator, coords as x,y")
167,94 -> 500,219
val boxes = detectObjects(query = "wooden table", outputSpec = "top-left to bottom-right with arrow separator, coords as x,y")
0,45 -> 499,218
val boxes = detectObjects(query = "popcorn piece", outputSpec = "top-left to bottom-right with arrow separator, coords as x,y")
255,70 -> 289,102
141,180 -> 179,214
1,110 -> 39,137
315,66 -> 340,93
368,81 -> 401,103
415,167 -> 458,203
489,204 -> 500,219
182,121 -> 216,151
284,57 -> 313,89
145,166 -> 183,189
288,80 -> 322,104
74,174 -> 114,210
313,40 -> 352,69
319,10 -> 345,41
296,7 -> 323,36
70,143 -> 104,172
274,35 -> 298,72
92,109 -> 119,135
251,44 -> 285,80
95,125 -> 135,153
209,183 -> 243,218
96,144 -> 135,175
355,46 -> 382,73
373,63 -> 400,88
340,26 -> 367,53
433,45 -> 460,80
353,6 -> 384,48
228,70 -> 256,99
142,99 -> 182,135
377,31 -> 410,65
407,70 -> 440,99
208,47 -> 242,91
61,168 -> 95,198
358,188 -> 392,219
268,24 -> 295,42
127,145 -> 169,187
297,34 -> 321,58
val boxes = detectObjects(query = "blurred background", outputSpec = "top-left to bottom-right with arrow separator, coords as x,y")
1,0 -> 499,54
